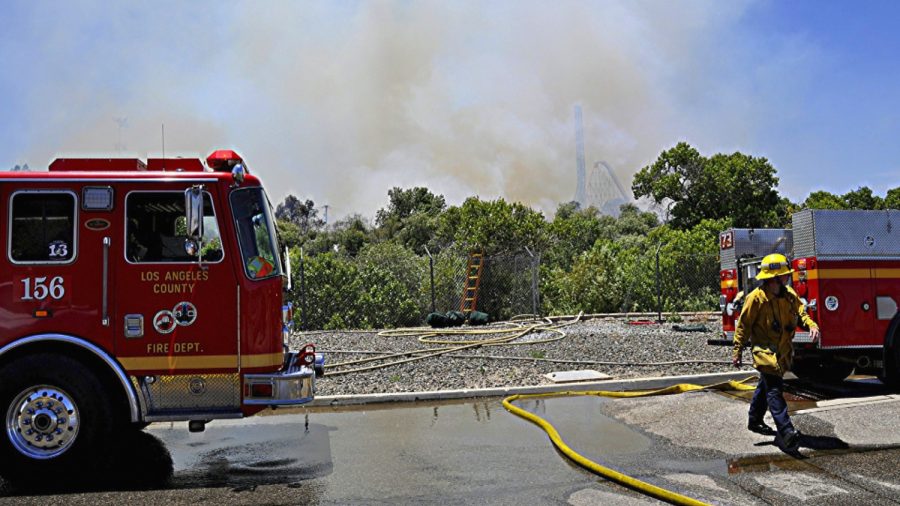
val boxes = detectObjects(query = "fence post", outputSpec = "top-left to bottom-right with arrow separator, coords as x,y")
525,247 -> 539,317
424,246 -> 436,313
655,242 -> 663,323
534,252 -> 541,316
300,247 -> 307,331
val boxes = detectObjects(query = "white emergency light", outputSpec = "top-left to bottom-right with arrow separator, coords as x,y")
82,186 -> 114,211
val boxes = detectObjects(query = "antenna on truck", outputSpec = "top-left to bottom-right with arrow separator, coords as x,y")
161,124 -> 166,171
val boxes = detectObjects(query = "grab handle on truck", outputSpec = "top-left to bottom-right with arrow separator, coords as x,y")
102,236 -> 110,326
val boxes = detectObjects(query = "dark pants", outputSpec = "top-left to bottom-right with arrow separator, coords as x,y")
749,372 -> 794,436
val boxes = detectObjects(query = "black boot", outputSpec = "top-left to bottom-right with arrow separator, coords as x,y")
748,420 -> 776,436
781,428 -> 802,449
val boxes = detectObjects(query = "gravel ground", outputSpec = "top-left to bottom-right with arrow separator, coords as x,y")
288,316 -> 750,396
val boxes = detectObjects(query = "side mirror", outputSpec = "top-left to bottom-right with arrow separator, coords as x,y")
184,186 -> 204,241
184,239 -> 199,257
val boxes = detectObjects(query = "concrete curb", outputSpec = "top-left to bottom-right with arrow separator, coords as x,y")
310,370 -> 757,407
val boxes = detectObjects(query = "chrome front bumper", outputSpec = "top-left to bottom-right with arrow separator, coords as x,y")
242,351 -> 324,406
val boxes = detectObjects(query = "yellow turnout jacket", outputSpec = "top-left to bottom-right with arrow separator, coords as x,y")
732,285 -> 817,376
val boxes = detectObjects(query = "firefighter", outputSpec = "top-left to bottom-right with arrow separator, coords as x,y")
732,253 -> 820,449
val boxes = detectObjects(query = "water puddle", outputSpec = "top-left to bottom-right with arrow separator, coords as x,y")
511,395 -> 652,458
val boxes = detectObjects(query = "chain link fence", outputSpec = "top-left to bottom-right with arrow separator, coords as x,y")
288,245 -> 719,330
624,249 -> 720,316
429,249 -> 541,320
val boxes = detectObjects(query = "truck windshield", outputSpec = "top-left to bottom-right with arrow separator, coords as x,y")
230,187 -> 283,280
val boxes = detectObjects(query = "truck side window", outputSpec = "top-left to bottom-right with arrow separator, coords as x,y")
126,192 -> 224,263
9,192 -> 76,263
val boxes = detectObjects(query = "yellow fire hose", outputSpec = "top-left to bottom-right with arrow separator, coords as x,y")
503,378 -> 757,506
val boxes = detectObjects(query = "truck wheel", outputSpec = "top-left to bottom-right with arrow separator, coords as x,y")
791,359 -> 854,384
882,328 -> 900,390
0,353 -> 115,486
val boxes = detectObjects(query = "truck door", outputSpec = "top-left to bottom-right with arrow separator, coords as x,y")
114,188 -> 238,376
1,187 -> 114,348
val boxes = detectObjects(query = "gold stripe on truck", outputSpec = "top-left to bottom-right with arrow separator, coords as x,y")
120,352 -> 283,371
803,268 -> 900,280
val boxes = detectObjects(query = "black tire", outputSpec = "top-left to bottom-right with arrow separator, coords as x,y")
791,358 -> 854,384
0,353 -> 116,487
881,328 -> 900,390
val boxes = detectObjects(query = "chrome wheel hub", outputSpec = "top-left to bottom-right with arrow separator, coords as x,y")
6,386 -> 80,459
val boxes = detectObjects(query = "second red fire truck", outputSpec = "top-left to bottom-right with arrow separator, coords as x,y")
719,209 -> 900,384
0,150 -> 323,483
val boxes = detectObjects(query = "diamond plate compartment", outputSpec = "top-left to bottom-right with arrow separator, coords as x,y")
133,374 -> 240,413
794,209 -> 900,259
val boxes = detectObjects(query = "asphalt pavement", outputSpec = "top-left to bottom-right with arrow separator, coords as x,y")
2,374 -> 900,505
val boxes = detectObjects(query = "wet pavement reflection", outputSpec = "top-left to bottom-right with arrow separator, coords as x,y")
0,414 -> 333,498
1,376 -> 898,504
515,395 -> 651,457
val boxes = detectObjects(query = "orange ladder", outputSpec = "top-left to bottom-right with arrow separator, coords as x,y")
460,251 -> 484,312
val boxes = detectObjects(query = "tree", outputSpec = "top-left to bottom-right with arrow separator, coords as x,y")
546,202 -> 616,271
632,142 -> 783,229
436,197 -> 548,254
802,190 -> 846,210
803,186 -> 888,211
355,242 -> 427,327
542,239 -> 631,314
614,203 -> 659,237
275,195 -> 324,232
375,187 -> 446,252
297,251 -> 363,329
842,186 -> 884,210
773,197 -> 800,227
376,187 -> 446,226
886,187 -> 900,209
275,219 -> 303,250
328,214 -> 372,257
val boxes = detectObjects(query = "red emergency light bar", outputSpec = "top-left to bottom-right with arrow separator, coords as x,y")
47,150 -> 246,174
206,150 -> 244,170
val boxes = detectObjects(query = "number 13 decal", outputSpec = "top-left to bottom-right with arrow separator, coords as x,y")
48,241 -> 68,258
21,276 -> 66,301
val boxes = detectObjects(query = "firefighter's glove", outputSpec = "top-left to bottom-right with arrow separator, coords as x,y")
732,352 -> 742,368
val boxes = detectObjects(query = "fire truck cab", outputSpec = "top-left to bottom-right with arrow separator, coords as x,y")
0,150 -> 323,483
718,210 -> 900,385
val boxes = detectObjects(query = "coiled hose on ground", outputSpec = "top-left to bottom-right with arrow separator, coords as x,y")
321,313 -> 583,376
313,313 -> 732,376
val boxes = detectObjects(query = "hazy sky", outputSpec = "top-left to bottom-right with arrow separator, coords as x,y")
2,1 -> 898,220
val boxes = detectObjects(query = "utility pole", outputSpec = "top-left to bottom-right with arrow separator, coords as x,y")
113,117 -> 128,152
323,205 -> 329,226
574,105 -> 586,207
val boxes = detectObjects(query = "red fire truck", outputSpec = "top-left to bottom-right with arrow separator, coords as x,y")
0,150 -> 323,482
718,209 -> 900,384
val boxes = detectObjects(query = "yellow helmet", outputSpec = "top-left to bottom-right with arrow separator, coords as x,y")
756,253 -> 793,280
